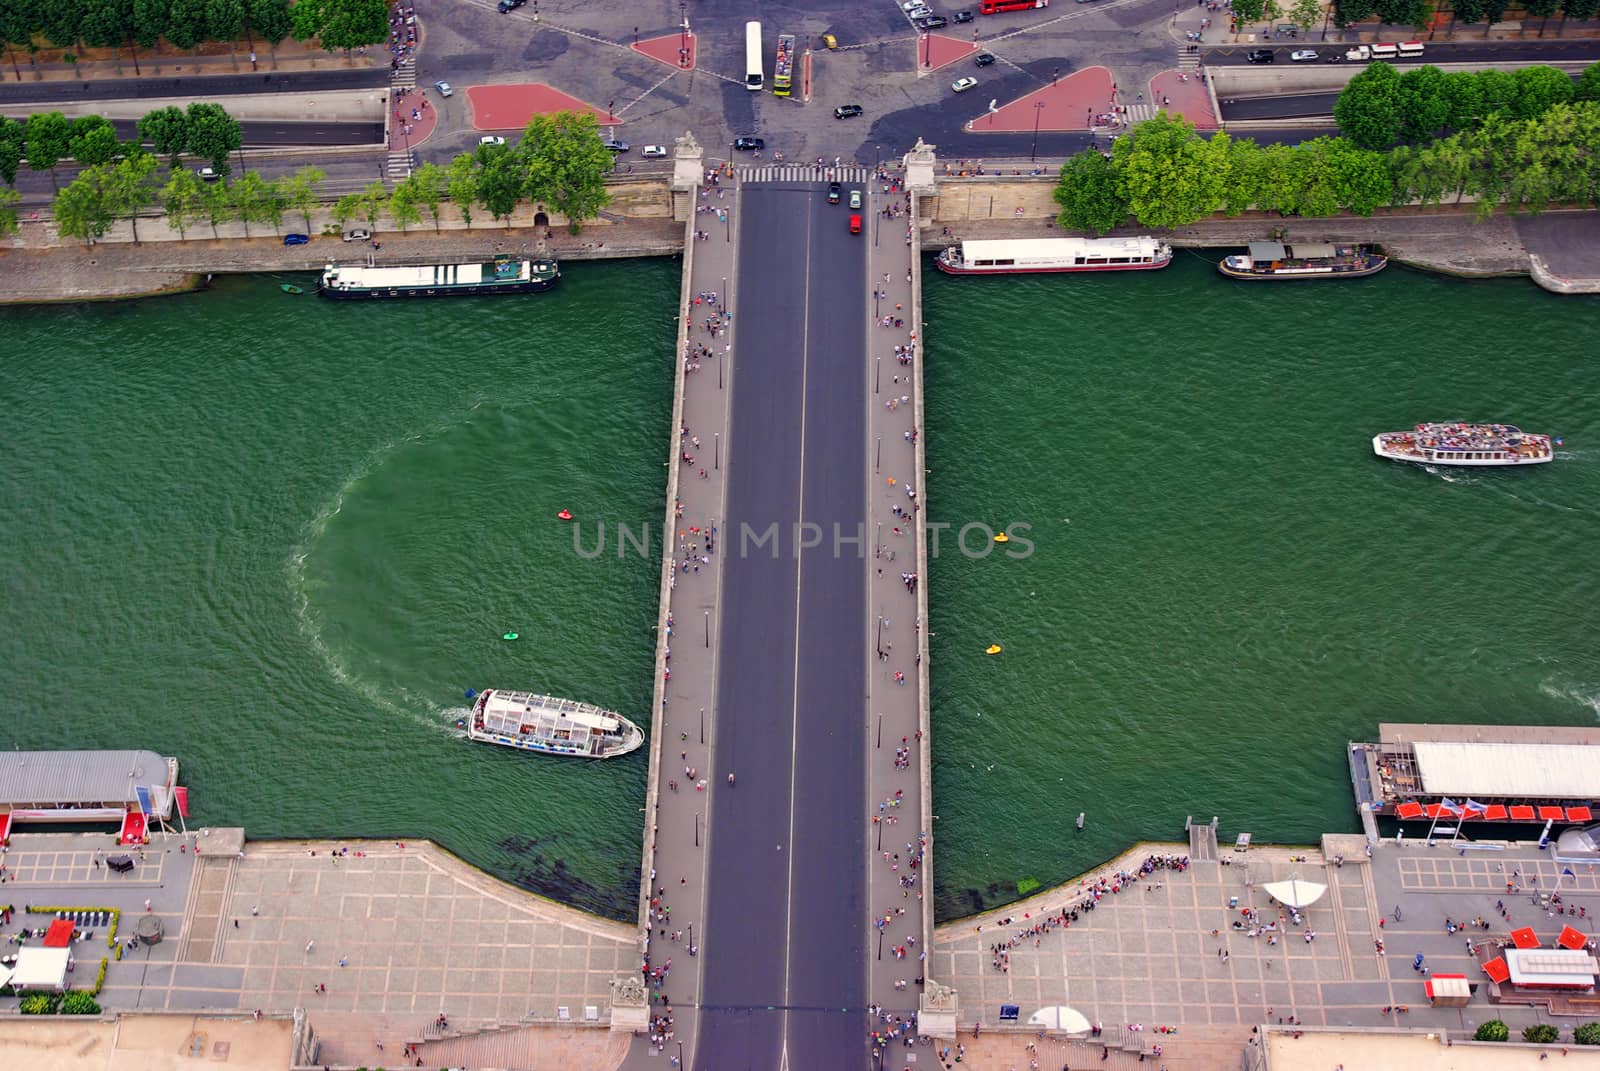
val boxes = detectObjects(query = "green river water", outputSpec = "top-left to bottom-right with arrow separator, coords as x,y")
2,253 -> 1598,922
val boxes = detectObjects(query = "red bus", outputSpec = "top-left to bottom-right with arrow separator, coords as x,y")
981,0 -> 1048,13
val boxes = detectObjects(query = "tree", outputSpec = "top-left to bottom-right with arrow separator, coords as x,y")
318,0 -> 389,52
0,117 -> 25,186
445,153 -> 478,230
200,175 -> 231,236
1333,0 -> 1376,27
1288,0 -> 1320,31
247,0 -> 291,51
68,114 -> 121,166
388,181 -> 421,232
1512,65 -> 1575,120
104,150 -> 158,242
1525,1024 -> 1561,1044
40,0 -> 85,49
1334,61 -> 1403,149
477,146 -> 524,226
59,991 -> 100,1015
227,169 -> 269,235
279,164 -> 324,231
1481,0 -> 1509,34
359,179 -> 386,228
81,0 -> 132,49
1220,137 -> 1274,215
1396,65 -> 1451,143
137,105 -> 188,162
131,0 -> 168,49
331,190 -> 363,228
1052,148 -> 1128,234
518,110 -> 613,231
160,166 -> 204,238
1112,114 -> 1230,230
0,186 -> 20,239
1577,1022 -> 1600,1046
165,0 -> 206,51
1523,0 -> 1561,35
1322,136 -> 1391,215
54,164 -> 117,245
1476,69 -> 1518,118
1578,62 -> 1600,104
0,0 -> 40,82
1474,1020 -> 1509,1042
1441,70 -> 1485,129
1234,0 -> 1266,24
1374,0 -> 1428,27
258,171 -> 287,233
25,112 -> 72,189
407,161 -> 447,232
205,0 -> 244,43
1564,0 -> 1600,35
1450,0 -> 1488,35
184,101 -> 241,174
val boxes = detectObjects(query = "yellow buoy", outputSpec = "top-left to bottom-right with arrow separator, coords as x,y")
985,644 -> 1002,655
994,532 -> 1010,543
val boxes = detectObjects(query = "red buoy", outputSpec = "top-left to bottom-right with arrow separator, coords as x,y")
558,509 -> 573,520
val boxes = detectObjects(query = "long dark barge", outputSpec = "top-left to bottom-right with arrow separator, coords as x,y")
1219,241 -> 1386,280
317,256 -> 559,299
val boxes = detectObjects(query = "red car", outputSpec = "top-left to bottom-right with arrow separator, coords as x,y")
849,213 -> 862,234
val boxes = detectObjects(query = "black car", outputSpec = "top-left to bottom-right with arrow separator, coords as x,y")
602,138 -> 630,153
954,10 -> 975,22
1246,48 -> 1275,63
497,0 -> 524,10
733,136 -> 764,151
834,104 -> 863,119
974,52 -> 995,67
827,182 -> 841,204
918,14 -> 948,28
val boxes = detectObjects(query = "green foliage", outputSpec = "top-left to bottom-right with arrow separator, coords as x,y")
0,117 -> 25,186
1523,0 -> 1562,29
0,186 -> 19,238
280,165 -> 325,231
18,993 -> 55,1015
293,0 -> 389,51
205,0 -> 244,41
62,988 -> 102,1013
1333,0 -> 1376,27
359,179 -> 386,227
165,0 -> 207,50
1474,1019 -> 1509,1042
227,169 -> 269,235
1524,1023 -> 1561,1044
53,163 -> 117,244
1513,65 -> 1575,120
445,154 -> 478,230
1580,62 -> 1600,105
1052,148 -> 1128,235
1576,1022 -> 1600,1046
201,177 -> 231,236
0,0 -> 38,52
1111,112 -> 1229,230
477,146 -> 524,226
519,110 -> 613,229
1375,0 -> 1428,27
1334,62 -> 1403,150
69,114 -> 121,166
331,190 -> 363,228
138,105 -> 189,162
1441,71 -> 1484,128
405,161 -> 447,232
1452,0 -> 1488,27
132,0 -> 168,48
247,0 -> 291,46
184,101 -> 242,174
40,0 -> 85,49
108,150 -> 160,242
388,181 -> 421,232
1566,0 -> 1600,21
1287,0 -> 1320,30
25,112 -> 72,183
81,0 -> 132,48
1481,0 -> 1509,29
1233,0 -> 1266,22
1397,66 -> 1451,143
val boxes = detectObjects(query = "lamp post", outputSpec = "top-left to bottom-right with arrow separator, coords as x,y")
1031,100 -> 1045,162
1052,65 -> 1060,85
680,2 -> 689,68
922,32 -> 930,69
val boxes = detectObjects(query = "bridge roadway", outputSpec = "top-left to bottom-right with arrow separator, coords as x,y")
693,175 -> 872,1070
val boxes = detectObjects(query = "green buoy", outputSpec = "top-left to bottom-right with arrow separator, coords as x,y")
502,632 -> 519,641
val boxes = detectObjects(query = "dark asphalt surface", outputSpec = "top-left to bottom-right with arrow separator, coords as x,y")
0,66 -> 388,105
1220,92 -> 1339,120
1202,37 -> 1600,66
696,180 -> 869,1071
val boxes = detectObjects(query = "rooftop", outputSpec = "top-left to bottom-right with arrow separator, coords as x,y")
0,750 -> 174,807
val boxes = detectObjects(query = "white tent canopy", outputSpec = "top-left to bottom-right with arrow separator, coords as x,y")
0,964 -> 12,990
1028,1006 -> 1091,1034
1262,877 -> 1328,909
8,946 -> 70,991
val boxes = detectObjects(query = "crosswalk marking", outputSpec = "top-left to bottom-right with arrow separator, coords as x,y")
1178,46 -> 1201,71
386,152 -> 414,180
1126,103 -> 1156,124
740,165 -> 871,185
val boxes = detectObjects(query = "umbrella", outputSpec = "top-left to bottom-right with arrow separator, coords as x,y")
1027,1006 -> 1091,1034
1262,877 -> 1328,909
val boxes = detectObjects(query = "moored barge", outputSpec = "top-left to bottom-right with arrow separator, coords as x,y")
1218,241 -> 1386,280
936,236 -> 1172,275
318,256 -> 559,299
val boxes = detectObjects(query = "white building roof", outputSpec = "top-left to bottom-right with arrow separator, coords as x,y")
8,946 -> 70,990
1506,948 -> 1599,987
0,750 -> 171,806
1413,740 -> 1600,799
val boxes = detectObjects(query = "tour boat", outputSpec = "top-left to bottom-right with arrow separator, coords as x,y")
468,689 -> 644,759
935,236 -> 1172,274
317,256 -> 559,300
1372,423 -> 1555,467
1218,241 -> 1386,280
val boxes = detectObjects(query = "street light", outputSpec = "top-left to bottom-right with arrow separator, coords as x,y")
922,33 -> 930,69
1030,100 -> 1045,162
1052,65 -> 1060,85
680,2 -> 689,68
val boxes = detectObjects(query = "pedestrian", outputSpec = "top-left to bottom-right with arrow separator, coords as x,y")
144,899 -> 152,912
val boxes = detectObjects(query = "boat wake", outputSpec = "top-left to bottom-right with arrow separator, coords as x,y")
1540,678 -> 1600,721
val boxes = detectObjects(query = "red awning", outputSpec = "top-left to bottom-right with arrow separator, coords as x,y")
1510,805 -> 1537,821
175,785 -> 190,818
1395,801 -> 1425,820
1482,957 -> 1511,984
1540,806 -> 1567,821
1482,804 -> 1509,820
1559,926 -> 1589,951
1568,806 -> 1593,823
42,919 -> 74,948
1425,803 -> 1451,819
1511,927 -> 1540,949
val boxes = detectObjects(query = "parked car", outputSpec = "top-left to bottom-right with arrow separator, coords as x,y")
974,53 -> 995,67
834,104 -> 863,119
901,0 -> 925,9
848,189 -> 862,209
602,138 -> 630,153
641,144 -> 668,158
283,233 -> 309,246
497,0 -> 525,11
827,182 -> 841,204
479,135 -> 506,146
907,4 -> 933,17
197,166 -> 219,182
733,136 -> 764,151
951,76 -> 978,92
341,228 -> 371,242
434,80 -> 453,96
1246,49 -> 1274,63
954,10 -> 975,22
1290,49 -> 1318,61
849,213 -> 862,234
918,14 -> 948,28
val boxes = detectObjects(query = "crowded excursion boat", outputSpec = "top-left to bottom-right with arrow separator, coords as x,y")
468,689 -> 644,759
936,236 -> 1172,275
1373,423 -> 1555,467
1218,241 -> 1387,280
317,256 -> 559,299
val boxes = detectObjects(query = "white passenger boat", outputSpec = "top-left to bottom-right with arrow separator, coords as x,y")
468,689 -> 644,759
935,236 -> 1172,275
1373,422 -> 1555,467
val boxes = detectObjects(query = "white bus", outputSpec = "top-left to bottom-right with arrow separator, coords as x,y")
744,21 -> 763,91
1397,40 -> 1425,58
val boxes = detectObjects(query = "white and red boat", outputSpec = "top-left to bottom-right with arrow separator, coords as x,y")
935,236 -> 1172,275
468,689 -> 644,759
1373,422 -> 1556,467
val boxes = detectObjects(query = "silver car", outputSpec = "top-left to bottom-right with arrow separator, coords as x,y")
434,80 -> 453,97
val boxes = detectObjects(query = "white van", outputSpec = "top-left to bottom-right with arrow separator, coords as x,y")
1368,42 -> 1398,59
1397,40 -> 1425,58
1344,45 -> 1370,61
